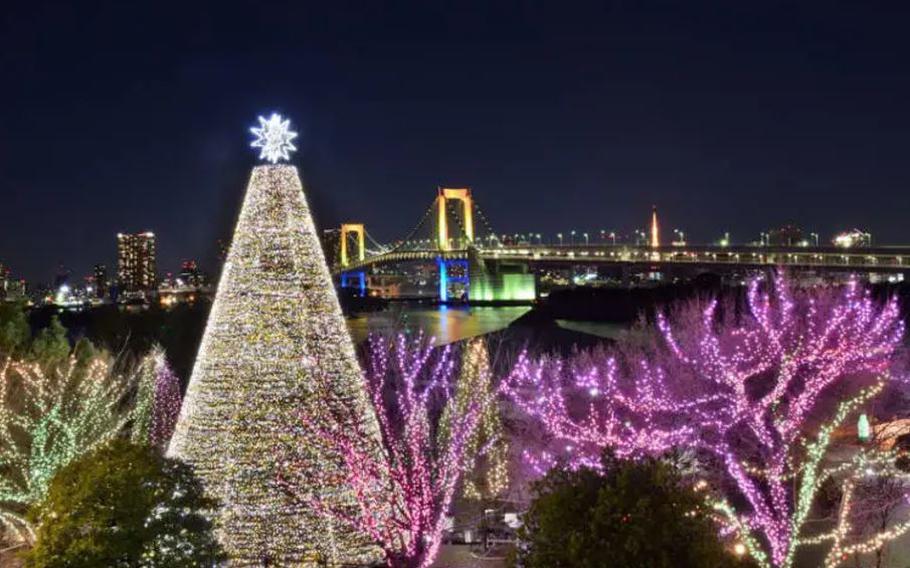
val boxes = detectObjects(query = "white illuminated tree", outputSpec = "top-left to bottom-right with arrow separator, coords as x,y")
442,339 -> 510,501
168,115 -> 380,565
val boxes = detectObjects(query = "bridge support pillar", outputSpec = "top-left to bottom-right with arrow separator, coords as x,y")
340,271 -> 367,297
437,188 -> 474,251
340,223 -> 365,267
437,257 -> 469,303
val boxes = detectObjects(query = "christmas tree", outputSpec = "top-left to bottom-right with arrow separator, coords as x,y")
168,114 -> 379,565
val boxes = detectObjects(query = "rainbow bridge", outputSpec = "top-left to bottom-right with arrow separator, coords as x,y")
330,188 -> 910,302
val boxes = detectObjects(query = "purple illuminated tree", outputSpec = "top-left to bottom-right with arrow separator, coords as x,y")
505,276 -> 906,568
149,351 -> 182,449
132,346 -> 183,450
280,334 -> 488,568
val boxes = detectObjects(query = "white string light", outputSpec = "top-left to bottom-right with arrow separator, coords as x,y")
168,160 -> 380,564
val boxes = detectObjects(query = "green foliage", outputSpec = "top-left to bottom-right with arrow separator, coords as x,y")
0,302 -> 30,355
514,455 -> 752,568
29,317 -> 69,365
130,348 -> 159,445
23,439 -> 225,568
0,348 -> 138,541
71,337 -> 96,364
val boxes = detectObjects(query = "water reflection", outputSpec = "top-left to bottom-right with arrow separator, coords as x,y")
554,319 -> 627,340
346,305 -> 531,345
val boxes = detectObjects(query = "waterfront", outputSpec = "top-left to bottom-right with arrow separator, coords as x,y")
346,304 -> 530,345
346,304 -> 629,345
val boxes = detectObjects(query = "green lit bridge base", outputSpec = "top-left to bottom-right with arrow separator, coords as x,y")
436,257 -> 536,303
339,258 -> 536,304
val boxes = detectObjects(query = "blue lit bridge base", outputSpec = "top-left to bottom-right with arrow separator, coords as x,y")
340,271 -> 367,297
437,257 -> 470,303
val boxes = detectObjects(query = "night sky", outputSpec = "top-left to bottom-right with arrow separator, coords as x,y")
3,2 -> 910,284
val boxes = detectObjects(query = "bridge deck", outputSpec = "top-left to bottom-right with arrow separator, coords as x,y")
334,244 -> 910,274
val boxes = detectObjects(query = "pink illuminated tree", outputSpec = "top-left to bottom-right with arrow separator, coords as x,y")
280,334 -> 488,568
504,276 -> 906,568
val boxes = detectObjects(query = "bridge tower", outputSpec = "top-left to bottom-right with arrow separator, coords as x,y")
437,187 -> 474,251
650,205 -> 660,248
340,223 -> 365,267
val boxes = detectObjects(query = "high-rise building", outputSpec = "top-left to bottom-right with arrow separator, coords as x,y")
117,232 -> 157,294
53,264 -> 71,290
178,260 -> 205,288
0,263 -> 8,299
767,225 -> 804,247
93,264 -> 109,299
6,279 -> 27,302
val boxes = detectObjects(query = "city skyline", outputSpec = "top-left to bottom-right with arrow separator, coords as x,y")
3,3 -> 910,282
0,213 -> 883,289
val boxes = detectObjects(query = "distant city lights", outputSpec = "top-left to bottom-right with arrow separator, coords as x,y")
833,229 -> 872,249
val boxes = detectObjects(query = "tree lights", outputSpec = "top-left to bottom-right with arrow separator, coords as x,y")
135,346 -> 183,449
132,350 -> 183,450
280,334 -> 489,568
443,338 -> 510,500
505,276 -> 906,567
0,353 -> 136,542
168,151 -> 381,564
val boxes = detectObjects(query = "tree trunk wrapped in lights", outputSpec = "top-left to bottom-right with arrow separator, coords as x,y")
0,352 -> 136,542
131,349 -> 157,445
168,164 -> 381,565
505,276 -> 906,568
280,334 -> 489,568
442,338 -> 510,501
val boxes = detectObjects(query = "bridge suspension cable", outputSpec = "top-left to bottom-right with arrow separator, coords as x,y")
384,198 -> 440,254
472,202 -> 502,245
345,190 -> 501,263
364,229 -> 392,254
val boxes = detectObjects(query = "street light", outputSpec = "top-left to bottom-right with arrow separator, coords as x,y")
583,232 -> 589,245
810,232 -> 819,247
570,230 -> 576,245
557,233 -> 563,245
609,231 -> 616,245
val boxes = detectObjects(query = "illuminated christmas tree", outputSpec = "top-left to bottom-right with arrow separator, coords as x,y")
168,114 -> 379,565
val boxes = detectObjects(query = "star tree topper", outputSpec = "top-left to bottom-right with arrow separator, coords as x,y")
250,113 -> 298,163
